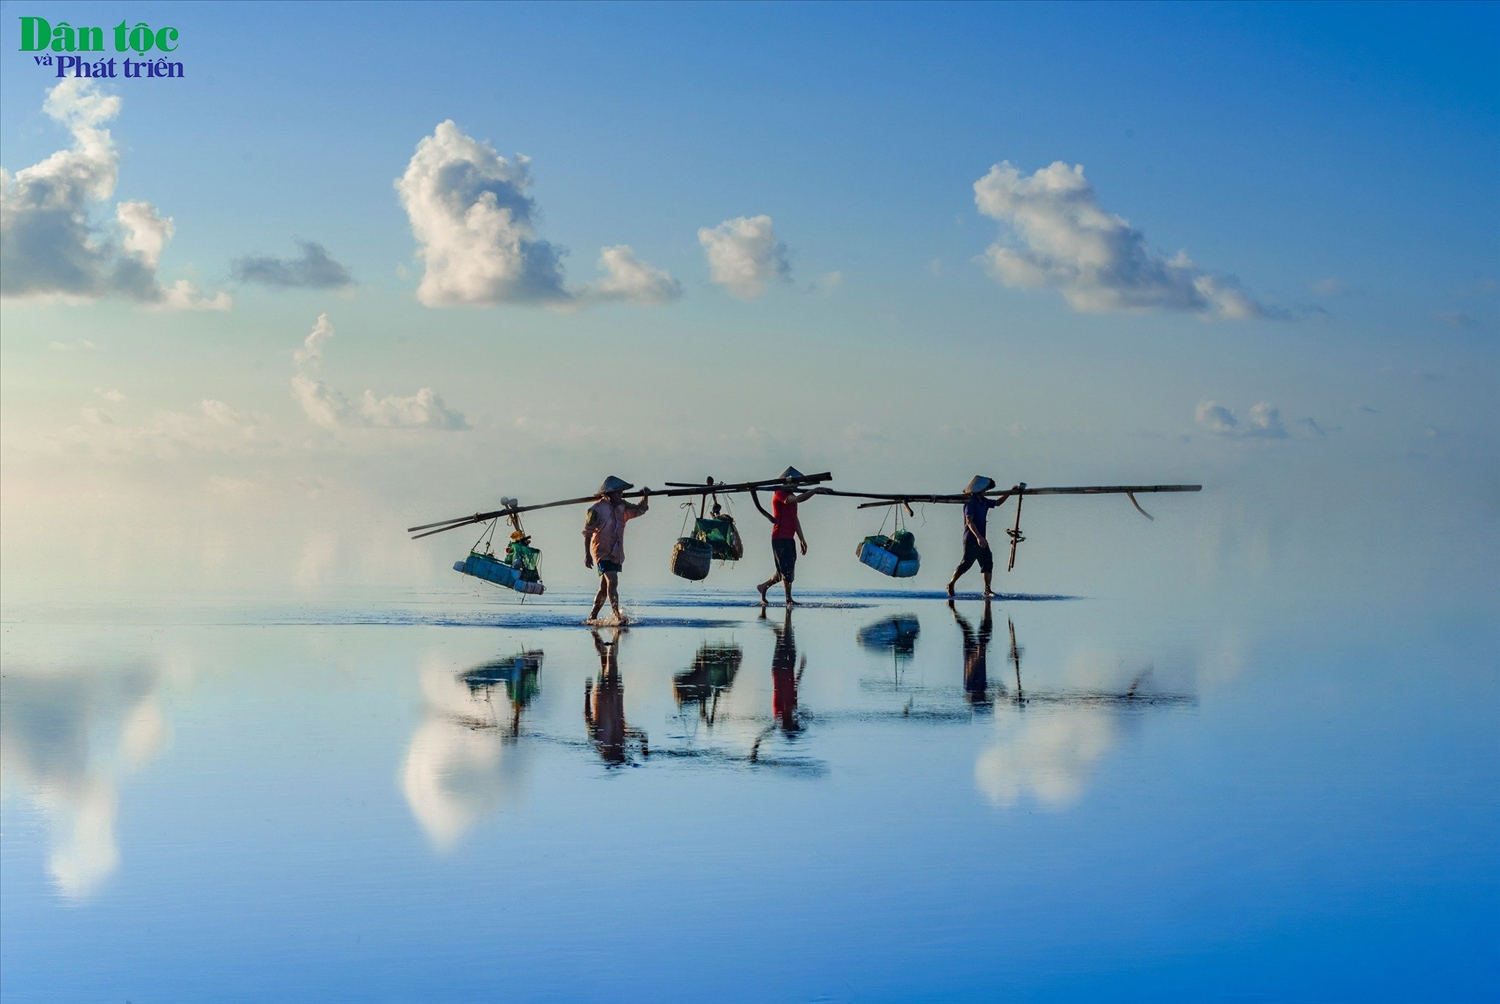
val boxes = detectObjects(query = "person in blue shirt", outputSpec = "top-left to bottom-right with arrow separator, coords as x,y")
946,476 -> 1016,597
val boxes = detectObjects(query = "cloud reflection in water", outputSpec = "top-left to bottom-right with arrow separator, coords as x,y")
0,664 -> 171,899
400,655 -> 537,851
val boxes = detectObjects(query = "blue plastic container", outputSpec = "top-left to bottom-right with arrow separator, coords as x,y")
856,540 -> 920,578
454,551 -> 545,595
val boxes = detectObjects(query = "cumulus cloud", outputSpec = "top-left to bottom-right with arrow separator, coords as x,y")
698,214 -> 791,299
231,240 -> 354,289
0,81 -> 228,310
396,121 -> 569,306
291,313 -> 468,431
582,245 -> 682,305
396,120 -> 678,309
1196,400 -> 1291,439
973,161 -> 1271,320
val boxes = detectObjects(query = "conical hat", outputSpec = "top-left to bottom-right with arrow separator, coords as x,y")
779,466 -> 805,482
965,475 -> 996,494
599,475 -> 633,494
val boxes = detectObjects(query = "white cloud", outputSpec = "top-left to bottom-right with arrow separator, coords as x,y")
583,245 -> 682,305
1195,401 -> 1238,434
1310,277 -> 1348,297
396,121 -> 568,307
291,313 -> 468,431
698,214 -> 791,299
200,399 -> 248,426
293,312 -> 333,367
1245,401 -> 1288,438
1196,400 -> 1291,439
0,81 -> 228,310
396,121 -> 678,310
116,200 -> 172,268
973,161 -> 1271,320
158,279 -> 231,312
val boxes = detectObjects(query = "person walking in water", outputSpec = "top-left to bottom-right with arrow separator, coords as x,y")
946,476 -> 1016,598
752,467 -> 826,607
583,475 -> 650,623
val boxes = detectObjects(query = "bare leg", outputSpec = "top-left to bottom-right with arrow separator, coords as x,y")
758,572 -> 781,605
949,555 -> 975,597
982,570 -> 995,597
589,576 -> 608,620
783,579 -> 795,606
605,571 -> 622,619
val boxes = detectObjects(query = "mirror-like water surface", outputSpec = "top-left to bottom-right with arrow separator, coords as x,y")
2,590 -> 1495,1002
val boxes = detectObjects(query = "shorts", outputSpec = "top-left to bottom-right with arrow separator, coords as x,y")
596,559 -> 623,575
959,536 -> 994,574
771,538 -> 797,582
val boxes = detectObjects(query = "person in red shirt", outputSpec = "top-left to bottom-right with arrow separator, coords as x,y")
751,467 -> 827,606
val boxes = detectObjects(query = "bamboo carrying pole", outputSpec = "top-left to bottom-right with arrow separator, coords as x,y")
832,484 -> 1202,509
409,472 -> 834,540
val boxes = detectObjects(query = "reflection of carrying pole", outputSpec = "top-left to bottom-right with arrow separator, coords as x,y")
1006,483 -> 1027,572
1008,618 -> 1024,705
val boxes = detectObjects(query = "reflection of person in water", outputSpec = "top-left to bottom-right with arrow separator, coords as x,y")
768,607 -> 803,735
950,598 -> 995,708
584,628 -> 647,765
461,651 -> 543,737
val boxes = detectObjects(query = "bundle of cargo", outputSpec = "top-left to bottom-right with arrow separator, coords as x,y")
671,496 -> 744,580
693,514 -> 744,561
670,536 -> 714,580
454,543 -> 545,595
453,501 -> 545,595
856,528 -> 920,578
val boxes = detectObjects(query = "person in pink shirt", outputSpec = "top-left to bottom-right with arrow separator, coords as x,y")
751,467 -> 828,607
583,475 -> 650,622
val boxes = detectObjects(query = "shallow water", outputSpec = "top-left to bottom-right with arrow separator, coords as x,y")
2,589 -> 1496,1002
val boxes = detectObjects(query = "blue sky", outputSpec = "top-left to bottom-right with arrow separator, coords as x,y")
1,1 -> 1495,601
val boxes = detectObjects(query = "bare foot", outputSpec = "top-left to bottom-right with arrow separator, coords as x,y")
983,590 -> 997,598
946,583 -> 956,597
757,584 -> 770,605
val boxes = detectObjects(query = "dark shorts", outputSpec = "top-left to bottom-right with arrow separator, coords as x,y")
959,536 -> 993,574
771,538 -> 797,581
596,560 -> 622,575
